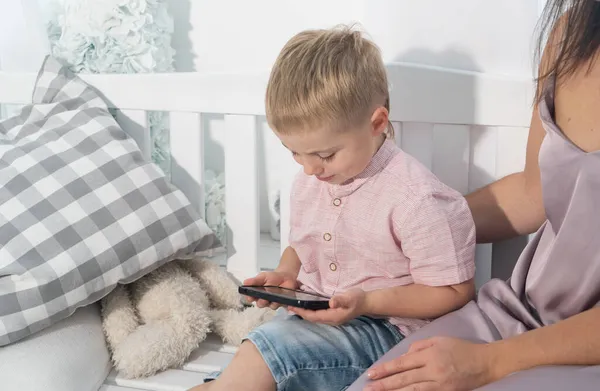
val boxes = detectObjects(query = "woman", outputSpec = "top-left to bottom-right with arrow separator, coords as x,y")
349,1 -> 600,390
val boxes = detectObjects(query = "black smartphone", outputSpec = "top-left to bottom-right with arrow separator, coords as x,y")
238,285 -> 330,310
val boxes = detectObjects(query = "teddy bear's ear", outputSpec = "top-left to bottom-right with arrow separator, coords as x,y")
177,257 -> 244,311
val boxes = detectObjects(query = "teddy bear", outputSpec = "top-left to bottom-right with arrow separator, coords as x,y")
100,256 -> 276,379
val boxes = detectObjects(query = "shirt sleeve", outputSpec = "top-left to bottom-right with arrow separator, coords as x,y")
393,192 -> 476,286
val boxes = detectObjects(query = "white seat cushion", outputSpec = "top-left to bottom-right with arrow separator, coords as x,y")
0,303 -> 110,391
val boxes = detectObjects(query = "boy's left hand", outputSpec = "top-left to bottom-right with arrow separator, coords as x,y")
288,288 -> 367,326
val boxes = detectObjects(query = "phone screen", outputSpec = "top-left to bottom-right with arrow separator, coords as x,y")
249,286 -> 329,302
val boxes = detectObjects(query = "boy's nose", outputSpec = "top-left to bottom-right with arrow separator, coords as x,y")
303,162 -> 323,176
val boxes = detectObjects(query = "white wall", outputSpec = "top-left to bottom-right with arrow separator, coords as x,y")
168,0 -> 540,76
167,0 -> 541,233
0,0 -> 49,72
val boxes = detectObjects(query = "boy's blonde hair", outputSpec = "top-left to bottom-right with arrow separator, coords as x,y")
265,24 -> 393,138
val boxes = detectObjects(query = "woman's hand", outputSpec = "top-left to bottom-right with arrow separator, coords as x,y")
288,288 -> 366,326
242,271 -> 299,310
363,337 -> 497,391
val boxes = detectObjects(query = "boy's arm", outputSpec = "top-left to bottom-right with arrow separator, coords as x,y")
274,245 -> 302,279
361,279 -> 475,319
367,192 -> 477,319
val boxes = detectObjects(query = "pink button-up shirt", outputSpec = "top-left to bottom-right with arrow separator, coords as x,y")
289,138 -> 476,335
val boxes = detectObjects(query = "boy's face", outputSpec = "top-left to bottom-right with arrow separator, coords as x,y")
277,107 -> 388,185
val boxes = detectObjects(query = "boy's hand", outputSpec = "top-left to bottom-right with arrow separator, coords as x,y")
242,271 -> 299,310
288,288 -> 367,326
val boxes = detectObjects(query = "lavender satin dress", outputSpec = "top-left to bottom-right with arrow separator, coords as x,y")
348,76 -> 600,390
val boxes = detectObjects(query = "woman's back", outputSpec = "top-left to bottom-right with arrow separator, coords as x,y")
476,64 -> 600,337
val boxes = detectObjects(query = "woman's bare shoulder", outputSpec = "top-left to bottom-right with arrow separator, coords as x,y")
554,60 -> 600,153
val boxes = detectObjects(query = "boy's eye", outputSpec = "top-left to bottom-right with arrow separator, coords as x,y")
320,154 -> 335,162
289,150 -> 334,161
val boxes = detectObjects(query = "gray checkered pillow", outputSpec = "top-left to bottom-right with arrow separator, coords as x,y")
0,56 -> 220,346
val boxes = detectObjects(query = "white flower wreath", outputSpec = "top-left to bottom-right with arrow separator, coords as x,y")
45,0 -> 175,176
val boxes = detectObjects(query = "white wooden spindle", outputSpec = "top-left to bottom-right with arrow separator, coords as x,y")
391,121 -> 402,148
169,112 -> 204,217
468,126 -> 498,191
469,126 -> 498,288
432,124 -> 470,194
475,245 -> 493,290
496,126 -> 528,178
114,110 -> 151,161
400,122 -> 434,170
224,114 -> 260,283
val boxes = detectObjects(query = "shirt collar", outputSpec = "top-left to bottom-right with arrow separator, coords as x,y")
329,137 -> 399,198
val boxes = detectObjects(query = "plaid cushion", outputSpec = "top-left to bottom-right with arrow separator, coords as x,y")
0,56 -> 219,346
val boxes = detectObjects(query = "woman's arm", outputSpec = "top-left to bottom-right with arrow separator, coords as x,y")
466,109 -> 546,243
488,301 -> 600,381
363,308 -> 600,391
466,9 -> 562,245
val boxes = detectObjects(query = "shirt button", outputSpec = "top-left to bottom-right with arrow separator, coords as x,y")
329,262 -> 337,271
323,232 -> 332,241
333,198 -> 341,206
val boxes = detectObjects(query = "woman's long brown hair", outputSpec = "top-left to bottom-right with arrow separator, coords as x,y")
534,0 -> 600,102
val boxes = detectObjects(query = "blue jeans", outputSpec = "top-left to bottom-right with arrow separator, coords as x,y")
204,312 -> 403,391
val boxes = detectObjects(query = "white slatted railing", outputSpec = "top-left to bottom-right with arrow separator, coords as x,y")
224,115 -> 261,282
468,126 -> 497,286
0,63 -> 534,287
170,112 -> 205,218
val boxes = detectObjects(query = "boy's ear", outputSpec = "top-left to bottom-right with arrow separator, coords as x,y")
370,106 -> 389,136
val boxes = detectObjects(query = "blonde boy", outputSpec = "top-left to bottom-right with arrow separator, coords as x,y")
192,25 -> 476,391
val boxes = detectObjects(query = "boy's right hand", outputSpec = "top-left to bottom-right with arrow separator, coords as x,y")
242,271 -> 299,310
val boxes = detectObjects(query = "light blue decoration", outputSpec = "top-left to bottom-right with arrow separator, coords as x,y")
44,0 -> 175,176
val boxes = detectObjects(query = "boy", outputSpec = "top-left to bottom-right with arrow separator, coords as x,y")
191,24 -> 476,391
